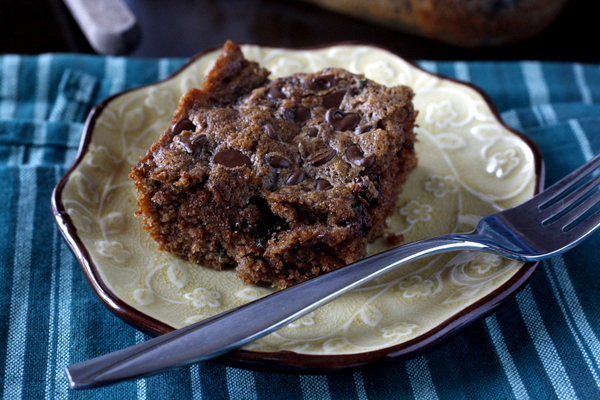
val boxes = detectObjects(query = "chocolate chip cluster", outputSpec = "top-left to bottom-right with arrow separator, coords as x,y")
170,70 -> 385,196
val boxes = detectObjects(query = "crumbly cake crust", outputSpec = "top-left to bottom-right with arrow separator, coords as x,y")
130,41 -> 417,288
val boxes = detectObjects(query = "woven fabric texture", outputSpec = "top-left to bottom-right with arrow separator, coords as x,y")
1,54 -> 600,399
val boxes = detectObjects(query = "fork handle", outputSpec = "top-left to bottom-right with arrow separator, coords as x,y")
66,235 -> 485,389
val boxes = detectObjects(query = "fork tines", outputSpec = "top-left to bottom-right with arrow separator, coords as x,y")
539,154 -> 600,234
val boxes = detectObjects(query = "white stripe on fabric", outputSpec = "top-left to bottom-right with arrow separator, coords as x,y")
34,54 -> 52,121
454,62 -> 471,82
538,104 -> 558,126
32,119 -> 47,146
517,286 -> 577,399
521,61 -> 550,106
158,59 -> 172,80
64,148 -> 78,168
54,250 -> 74,395
417,61 -> 438,75
530,106 -> 544,128
135,331 -> 148,400
353,373 -> 368,400
7,146 -> 25,166
64,123 -> 85,166
406,357 -> 439,400
530,103 -> 557,128
29,123 -> 48,166
47,95 -> 68,122
546,257 -> 600,387
573,63 -> 593,105
44,221 -> 60,400
300,375 -> 332,400
189,364 -> 203,400
226,367 -> 257,400
501,109 -> 524,133
68,122 -> 85,149
105,57 -> 127,95
485,315 -> 530,400
2,167 -> 36,399
54,181 -> 75,400
0,55 -> 20,120
568,119 -> 594,162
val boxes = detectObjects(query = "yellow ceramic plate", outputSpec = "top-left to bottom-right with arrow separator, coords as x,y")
53,43 -> 543,372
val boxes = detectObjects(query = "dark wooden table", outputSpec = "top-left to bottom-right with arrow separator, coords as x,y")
1,0 -> 596,63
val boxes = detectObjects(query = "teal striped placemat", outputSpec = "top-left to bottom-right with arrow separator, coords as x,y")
1,53 -> 600,399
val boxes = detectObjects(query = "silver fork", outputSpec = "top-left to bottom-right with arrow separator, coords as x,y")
67,154 -> 600,390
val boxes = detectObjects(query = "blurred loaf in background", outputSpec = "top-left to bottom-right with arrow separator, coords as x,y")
303,0 -> 570,47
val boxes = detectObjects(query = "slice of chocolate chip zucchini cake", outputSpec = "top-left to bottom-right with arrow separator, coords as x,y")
130,41 -> 418,288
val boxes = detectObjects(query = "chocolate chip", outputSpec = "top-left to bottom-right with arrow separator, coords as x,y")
285,169 -> 306,185
268,155 -> 291,168
283,106 -> 310,123
181,134 -> 207,156
213,149 -> 251,168
353,177 -> 372,205
307,76 -> 336,91
322,90 -> 346,109
325,108 -> 360,131
307,148 -> 336,167
264,123 -> 282,142
397,106 -> 410,120
355,125 -> 372,135
307,127 -> 318,137
172,118 -> 196,135
346,144 -> 375,168
268,85 -> 286,99
316,179 -> 333,190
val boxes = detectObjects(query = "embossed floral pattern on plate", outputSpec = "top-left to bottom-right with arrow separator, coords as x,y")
55,44 -> 540,360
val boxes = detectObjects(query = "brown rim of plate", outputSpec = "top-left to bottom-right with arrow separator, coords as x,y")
51,42 -> 546,374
